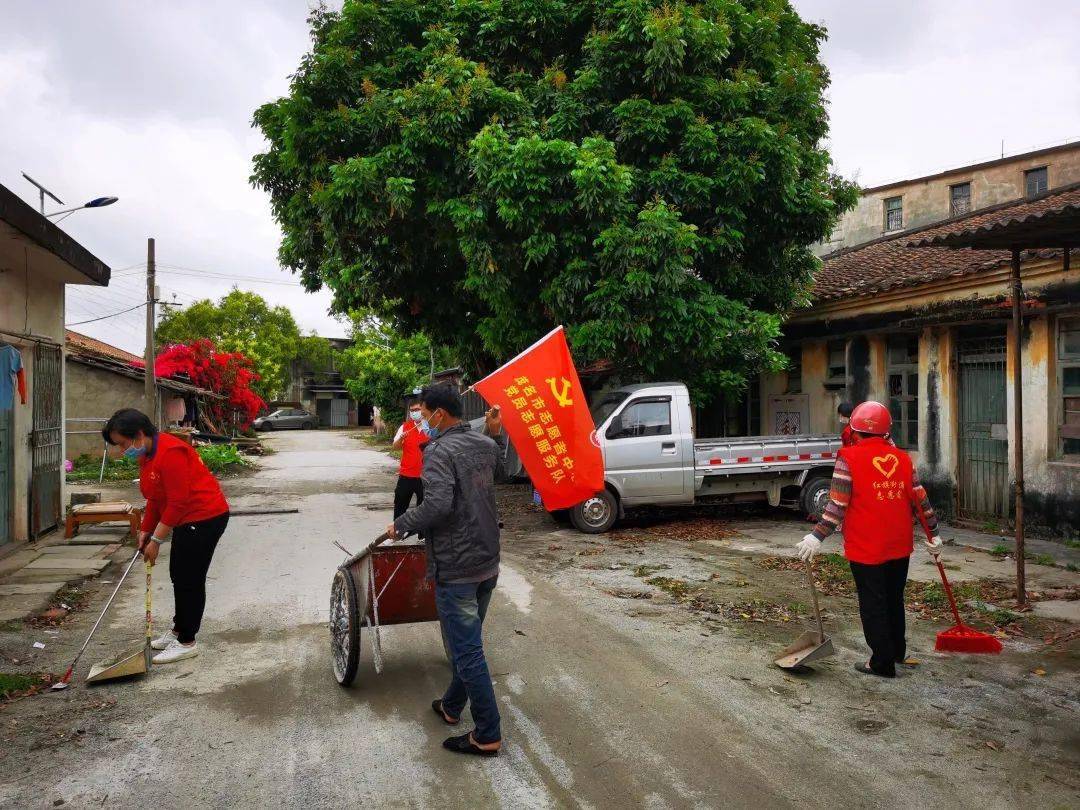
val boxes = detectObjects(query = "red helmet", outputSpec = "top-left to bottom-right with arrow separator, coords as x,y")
849,401 -> 892,435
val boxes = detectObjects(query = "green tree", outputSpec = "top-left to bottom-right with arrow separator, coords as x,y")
336,310 -> 454,425
252,0 -> 856,400
297,333 -> 335,372
156,289 -> 301,399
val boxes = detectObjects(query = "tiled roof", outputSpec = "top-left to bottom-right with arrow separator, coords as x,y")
65,330 -> 142,364
812,183 -> 1080,302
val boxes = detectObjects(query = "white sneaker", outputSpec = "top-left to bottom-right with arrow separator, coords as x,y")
152,640 -> 198,664
151,630 -> 177,651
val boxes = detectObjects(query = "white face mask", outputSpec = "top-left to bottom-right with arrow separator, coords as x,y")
409,411 -> 423,422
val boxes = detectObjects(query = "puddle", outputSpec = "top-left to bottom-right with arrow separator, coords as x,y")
498,564 -> 533,614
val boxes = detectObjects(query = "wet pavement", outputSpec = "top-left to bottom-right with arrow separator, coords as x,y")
0,429 -> 1076,808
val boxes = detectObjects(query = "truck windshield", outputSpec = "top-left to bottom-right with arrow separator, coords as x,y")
590,392 -> 629,427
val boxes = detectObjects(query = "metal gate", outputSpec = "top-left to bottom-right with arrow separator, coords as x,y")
0,408 -> 12,546
957,332 -> 1010,521
329,397 -> 348,428
31,343 -> 63,537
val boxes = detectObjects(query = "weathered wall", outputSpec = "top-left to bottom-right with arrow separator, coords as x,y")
817,144 -> 1080,254
0,268 -> 66,543
65,361 -> 147,460
918,327 -> 958,517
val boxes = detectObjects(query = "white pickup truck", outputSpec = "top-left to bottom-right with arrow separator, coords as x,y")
562,382 -> 841,533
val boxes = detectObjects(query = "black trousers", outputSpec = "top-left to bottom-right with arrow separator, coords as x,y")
169,512 -> 229,644
849,556 -> 909,677
393,475 -> 423,520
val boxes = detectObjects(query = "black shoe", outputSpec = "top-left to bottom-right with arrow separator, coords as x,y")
431,699 -> 458,725
854,662 -> 895,679
442,732 -> 500,757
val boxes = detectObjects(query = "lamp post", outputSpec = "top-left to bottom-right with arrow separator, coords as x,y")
45,196 -> 119,223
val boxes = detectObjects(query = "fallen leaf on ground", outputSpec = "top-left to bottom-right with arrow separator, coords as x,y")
903,658 -> 920,666
1032,668 -> 1046,676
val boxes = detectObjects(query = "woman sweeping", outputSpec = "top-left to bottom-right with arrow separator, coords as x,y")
794,401 -> 944,678
103,408 -> 229,664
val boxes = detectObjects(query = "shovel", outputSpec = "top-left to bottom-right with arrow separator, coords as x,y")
87,559 -> 153,684
775,561 -> 835,670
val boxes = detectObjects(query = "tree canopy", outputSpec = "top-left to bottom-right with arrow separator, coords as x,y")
336,310 -> 455,420
252,0 -> 856,399
156,289 -> 301,400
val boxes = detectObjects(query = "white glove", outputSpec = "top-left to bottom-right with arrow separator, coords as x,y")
925,535 -> 943,560
795,534 -> 822,562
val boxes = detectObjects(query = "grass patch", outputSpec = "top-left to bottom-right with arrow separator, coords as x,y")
1026,552 -> 1057,567
66,444 -> 251,482
66,453 -> 138,482
645,576 -> 693,599
989,544 -> 1010,558
1067,563 -> 1079,573
633,563 -> 671,578
196,444 -> 251,475
357,432 -> 402,460
0,673 -> 37,700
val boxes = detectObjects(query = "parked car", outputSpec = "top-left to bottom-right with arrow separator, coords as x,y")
253,408 -> 317,431
563,382 -> 841,533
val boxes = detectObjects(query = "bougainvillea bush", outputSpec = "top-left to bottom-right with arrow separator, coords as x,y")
150,339 -> 267,429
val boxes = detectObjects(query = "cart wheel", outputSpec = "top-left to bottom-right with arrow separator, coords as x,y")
330,568 -> 361,686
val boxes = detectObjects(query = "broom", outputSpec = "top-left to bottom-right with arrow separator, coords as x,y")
916,512 -> 1002,654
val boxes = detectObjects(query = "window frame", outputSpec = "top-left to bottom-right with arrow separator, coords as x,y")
886,334 -> 920,450
826,339 -> 847,385
785,348 -> 802,395
1024,166 -> 1048,198
1057,316 -> 1080,459
606,396 -> 673,441
949,181 -> 972,217
883,196 -> 903,232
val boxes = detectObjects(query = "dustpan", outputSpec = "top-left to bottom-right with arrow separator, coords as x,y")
87,561 -> 153,684
775,561 -> 835,670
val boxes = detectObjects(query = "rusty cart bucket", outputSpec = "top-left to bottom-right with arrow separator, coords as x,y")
775,561 -> 835,670
87,561 -> 153,685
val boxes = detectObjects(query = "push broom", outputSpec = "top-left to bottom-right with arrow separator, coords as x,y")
916,512 -> 1002,654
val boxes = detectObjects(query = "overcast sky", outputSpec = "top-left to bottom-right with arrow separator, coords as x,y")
2,1 -> 1078,354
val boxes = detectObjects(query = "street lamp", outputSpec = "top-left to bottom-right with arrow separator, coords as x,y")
45,196 -> 119,219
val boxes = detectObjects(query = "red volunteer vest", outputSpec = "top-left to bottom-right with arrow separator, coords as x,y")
838,437 -> 915,565
398,421 -> 429,478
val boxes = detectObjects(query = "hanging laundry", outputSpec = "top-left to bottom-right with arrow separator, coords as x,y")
0,344 -> 27,410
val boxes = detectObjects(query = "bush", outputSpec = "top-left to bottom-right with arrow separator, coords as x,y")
66,453 -> 139,482
196,444 -> 250,475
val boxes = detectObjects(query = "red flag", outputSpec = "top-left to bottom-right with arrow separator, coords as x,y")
474,327 -> 603,510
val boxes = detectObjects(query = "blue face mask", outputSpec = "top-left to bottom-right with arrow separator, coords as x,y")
425,412 -> 442,439
123,443 -> 146,459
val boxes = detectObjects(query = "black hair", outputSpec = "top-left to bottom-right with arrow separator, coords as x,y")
837,401 -> 854,418
102,408 -> 158,445
419,383 -> 463,418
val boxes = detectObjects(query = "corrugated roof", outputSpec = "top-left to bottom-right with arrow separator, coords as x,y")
66,329 -> 142,364
812,183 -> 1079,302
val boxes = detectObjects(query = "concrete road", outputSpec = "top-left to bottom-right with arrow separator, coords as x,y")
3,429 -> 1076,808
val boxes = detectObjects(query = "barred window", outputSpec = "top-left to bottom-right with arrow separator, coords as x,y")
1025,167 -> 1048,198
1058,318 -> 1080,457
887,335 -> 919,450
950,182 -> 971,217
883,196 -> 903,231
827,340 -> 846,384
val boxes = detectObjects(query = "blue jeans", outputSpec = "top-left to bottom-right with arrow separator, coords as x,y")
436,576 -> 501,744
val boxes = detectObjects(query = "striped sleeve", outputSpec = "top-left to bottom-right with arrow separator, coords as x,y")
811,455 -> 851,541
910,467 -> 940,535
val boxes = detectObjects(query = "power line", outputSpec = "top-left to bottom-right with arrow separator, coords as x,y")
66,302 -> 147,326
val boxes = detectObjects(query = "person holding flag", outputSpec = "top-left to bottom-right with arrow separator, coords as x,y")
387,383 -> 508,757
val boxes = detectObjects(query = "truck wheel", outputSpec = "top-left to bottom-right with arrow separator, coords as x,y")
570,490 -> 618,534
800,477 -> 832,520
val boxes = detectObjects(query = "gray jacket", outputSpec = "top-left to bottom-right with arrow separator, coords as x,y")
394,422 -> 508,583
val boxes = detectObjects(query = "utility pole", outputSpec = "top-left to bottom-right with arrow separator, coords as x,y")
144,238 -> 157,420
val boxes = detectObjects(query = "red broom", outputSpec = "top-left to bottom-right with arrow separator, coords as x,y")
917,512 -> 1003,654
